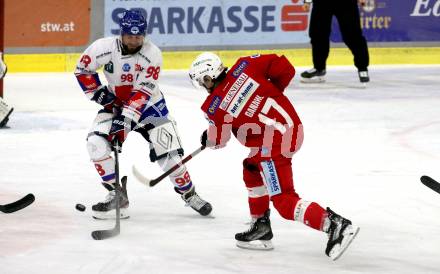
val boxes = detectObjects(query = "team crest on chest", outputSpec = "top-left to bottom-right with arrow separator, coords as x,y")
122,63 -> 131,72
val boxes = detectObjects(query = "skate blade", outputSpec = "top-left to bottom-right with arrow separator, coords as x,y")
92,208 -> 130,220
236,240 -> 274,251
329,225 -> 360,261
300,77 -> 325,83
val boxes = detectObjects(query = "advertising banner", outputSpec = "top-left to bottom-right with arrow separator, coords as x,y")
331,0 -> 440,42
104,0 -> 311,49
5,0 -> 91,47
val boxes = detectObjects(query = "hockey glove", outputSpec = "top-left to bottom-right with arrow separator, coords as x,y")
200,129 -> 222,149
91,86 -> 116,109
108,115 -> 135,151
200,130 -> 209,147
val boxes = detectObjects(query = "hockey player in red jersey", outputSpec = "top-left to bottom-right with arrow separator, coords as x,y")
74,10 -> 212,219
189,52 -> 359,260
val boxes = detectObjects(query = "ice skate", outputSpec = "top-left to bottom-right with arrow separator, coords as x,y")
92,178 -> 129,220
235,209 -> 274,251
0,97 -> 13,128
177,185 -> 212,216
358,70 -> 370,83
300,68 -> 326,83
324,207 -> 360,260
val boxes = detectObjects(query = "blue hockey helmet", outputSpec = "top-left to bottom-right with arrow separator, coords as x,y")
119,10 -> 147,36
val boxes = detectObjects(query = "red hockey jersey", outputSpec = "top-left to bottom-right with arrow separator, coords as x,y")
201,54 -> 302,151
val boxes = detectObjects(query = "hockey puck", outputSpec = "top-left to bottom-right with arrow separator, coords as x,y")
75,203 -> 86,212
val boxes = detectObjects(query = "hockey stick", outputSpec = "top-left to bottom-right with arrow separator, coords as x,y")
0,193 -> 35,213
133,145 -> 206,187
420,175 -> 440,195
0,107 -> 13,128
91,147 -> 122,240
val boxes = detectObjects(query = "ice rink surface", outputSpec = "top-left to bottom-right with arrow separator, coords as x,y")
1,65 -> 440,274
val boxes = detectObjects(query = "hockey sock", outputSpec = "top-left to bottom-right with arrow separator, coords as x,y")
93,156 -> 116,190
157,155 -> 192,191
293,199 -> 327,231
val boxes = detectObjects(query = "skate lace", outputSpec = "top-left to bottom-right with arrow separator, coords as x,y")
242,219 -> 258,234
306,68 -> 317,73
186,193 -> 207,210
330,223 -> 342,241
99,191 -> 115,205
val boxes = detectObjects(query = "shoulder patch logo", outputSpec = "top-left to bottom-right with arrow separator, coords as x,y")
80,55 -> 91,67
232,60 -> 248,78
208,96 -> 222,115
104,61 -> 114,73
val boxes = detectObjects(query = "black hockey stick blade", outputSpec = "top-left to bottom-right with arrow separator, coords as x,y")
91,176 -> 126,240
0,107 -> 14,128
91,227 -> 119,240
0,193 -> 35,213
420,175 -> 440,194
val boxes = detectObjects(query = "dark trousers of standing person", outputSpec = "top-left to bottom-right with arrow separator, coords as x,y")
309,0 -> 369,72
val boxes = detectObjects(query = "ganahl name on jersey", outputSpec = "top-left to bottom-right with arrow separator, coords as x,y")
245,95 -> 264,118
220,73 -> 259,118
208,95 -> 222,115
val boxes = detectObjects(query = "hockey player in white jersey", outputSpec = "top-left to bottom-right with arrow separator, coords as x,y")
0,53 -> 13,128
74,10 -> 212,219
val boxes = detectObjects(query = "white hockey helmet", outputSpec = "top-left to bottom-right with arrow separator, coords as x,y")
189,52 -> 225,89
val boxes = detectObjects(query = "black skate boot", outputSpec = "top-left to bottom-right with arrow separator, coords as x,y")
92,176 -> 129,220
300,68 -> 326,83
176,185 -> 212,216
358,70 -> 370,83
0,104 -> 13,128
235,209 -> 274,250
324,207 -> 360,260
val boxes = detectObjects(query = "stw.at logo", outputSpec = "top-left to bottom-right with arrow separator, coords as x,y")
281,0 -> 309,31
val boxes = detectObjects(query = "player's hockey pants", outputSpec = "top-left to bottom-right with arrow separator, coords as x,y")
242,128 -> 327,231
